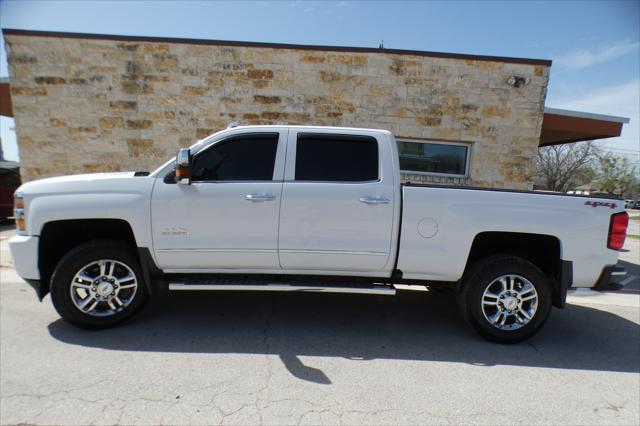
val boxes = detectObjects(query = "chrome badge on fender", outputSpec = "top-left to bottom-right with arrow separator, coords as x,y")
161,227 -> 191,236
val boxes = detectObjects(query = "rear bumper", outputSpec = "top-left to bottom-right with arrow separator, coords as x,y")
8,235 -> 40,280
593,265 -> 627,291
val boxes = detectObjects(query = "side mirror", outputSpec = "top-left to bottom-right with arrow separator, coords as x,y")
175,148 -> 192,185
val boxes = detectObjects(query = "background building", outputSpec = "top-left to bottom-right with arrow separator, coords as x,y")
1,29 -> 627,188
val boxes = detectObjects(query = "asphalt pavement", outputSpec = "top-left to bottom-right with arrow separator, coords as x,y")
1,221 -> 639,425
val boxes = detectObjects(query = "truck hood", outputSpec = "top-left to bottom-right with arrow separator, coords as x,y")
17,172 -> 149,195
16,171 -> 156,239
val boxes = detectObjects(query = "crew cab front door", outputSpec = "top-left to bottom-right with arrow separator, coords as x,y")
151,130 -> 287,271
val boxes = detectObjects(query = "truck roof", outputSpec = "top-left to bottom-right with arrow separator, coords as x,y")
202,124 -> 394,140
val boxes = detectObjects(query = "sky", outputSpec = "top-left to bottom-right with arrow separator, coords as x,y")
0,0 -> 638,165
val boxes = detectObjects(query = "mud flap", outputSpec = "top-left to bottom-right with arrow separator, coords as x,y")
24,278 -> 47,301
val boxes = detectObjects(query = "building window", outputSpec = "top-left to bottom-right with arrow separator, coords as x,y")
397,140 -> 469,176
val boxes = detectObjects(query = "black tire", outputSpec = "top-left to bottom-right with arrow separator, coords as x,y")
50,239 -> 148,329
459,255 -> 552,343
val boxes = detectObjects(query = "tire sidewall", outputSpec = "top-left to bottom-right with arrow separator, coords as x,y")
50,241 -> 147,329
464,256 -> 552,343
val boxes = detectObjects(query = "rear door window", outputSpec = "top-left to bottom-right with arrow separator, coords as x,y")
295,134 -> 379,182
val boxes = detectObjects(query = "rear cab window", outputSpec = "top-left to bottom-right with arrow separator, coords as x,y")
294,134 -> 379,182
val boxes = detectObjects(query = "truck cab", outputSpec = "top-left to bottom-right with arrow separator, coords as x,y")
151,126 -> 400,276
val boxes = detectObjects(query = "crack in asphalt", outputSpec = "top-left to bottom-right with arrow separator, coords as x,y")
254,295 -> 276,425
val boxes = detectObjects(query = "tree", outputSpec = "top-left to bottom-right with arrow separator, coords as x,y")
596,153 -> 639,197
535,141 -> 600,192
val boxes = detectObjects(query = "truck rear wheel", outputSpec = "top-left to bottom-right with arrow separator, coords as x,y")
460,255 -> 552,343
50,240 -> 148,329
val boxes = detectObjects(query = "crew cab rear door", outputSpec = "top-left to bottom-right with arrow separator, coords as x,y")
151,129 -> 287,271
278,130 -> 397,273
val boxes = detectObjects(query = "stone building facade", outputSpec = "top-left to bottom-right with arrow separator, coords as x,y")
4,30 -> 551,188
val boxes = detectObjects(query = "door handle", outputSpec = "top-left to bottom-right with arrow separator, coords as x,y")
359,196 -> 390,205
245,194 -> 276,202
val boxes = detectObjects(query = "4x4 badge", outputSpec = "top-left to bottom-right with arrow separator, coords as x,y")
584,201 -> 617,209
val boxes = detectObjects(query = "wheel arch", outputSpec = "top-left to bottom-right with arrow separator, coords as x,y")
463,231 -> 570,308
38,219 -> 157,298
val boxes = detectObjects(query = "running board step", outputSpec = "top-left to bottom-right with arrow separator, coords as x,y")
168,281 -> 395,295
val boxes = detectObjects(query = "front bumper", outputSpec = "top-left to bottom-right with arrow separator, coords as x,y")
593,265 -> 628,291
8,235 -> 40,280
8,235 -> 44,299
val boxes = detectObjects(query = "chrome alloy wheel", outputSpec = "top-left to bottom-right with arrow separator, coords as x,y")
69,259 -> 138,317
481,274 -> 538,331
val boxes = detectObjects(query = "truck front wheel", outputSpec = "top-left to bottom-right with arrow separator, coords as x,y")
50,240 -> 148,329
460,255 -> 552,343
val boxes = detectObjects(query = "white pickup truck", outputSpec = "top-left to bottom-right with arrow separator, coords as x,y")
10,125 -> 630,342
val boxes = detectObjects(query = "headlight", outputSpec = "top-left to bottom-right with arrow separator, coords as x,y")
13,192 -> 26,234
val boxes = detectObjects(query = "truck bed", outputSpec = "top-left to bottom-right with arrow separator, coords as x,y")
397,183 -> 623,287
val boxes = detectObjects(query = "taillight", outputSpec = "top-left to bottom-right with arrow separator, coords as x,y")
607,212 -> 628,250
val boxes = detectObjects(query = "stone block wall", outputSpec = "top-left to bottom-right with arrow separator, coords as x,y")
5,32 -> 550,188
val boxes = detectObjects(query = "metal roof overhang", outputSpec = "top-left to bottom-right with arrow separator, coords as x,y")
540,107 -> 630,147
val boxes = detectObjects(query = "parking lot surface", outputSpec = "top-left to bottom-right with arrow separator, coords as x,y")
1,222 -> 639,425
